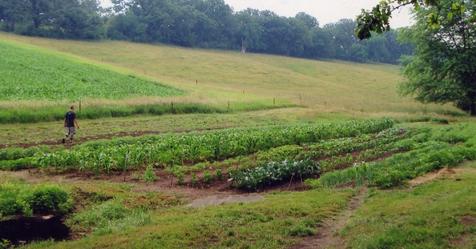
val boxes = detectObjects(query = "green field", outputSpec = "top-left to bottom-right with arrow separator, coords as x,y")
0,40 -> 181,101
0,32 -> 474,249
0,32 -> 459,116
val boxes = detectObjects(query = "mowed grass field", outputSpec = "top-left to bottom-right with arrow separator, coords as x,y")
0,32 -> 459,116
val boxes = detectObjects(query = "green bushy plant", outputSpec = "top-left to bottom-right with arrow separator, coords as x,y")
0,183 -> 72,218
230,159 -> 320,191
143,165 -> 157,183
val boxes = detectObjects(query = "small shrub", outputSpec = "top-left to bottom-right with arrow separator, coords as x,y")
230,160 -> 320,191
287,222 -> 316,237
203,171 -> 213,184
0,183 -> 72,218
191,173 -> 198,187
143,165 -> 157,183
216,169 -> 224,180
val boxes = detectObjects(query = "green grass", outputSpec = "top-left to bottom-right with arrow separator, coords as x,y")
0,32 -> 461,116
24,188 -> 353,249
0,40 -> 182,101
0,102 -> 225,124
341,163 -> 476,249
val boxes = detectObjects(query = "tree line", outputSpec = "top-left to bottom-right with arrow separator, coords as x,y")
0,0 -> 413,64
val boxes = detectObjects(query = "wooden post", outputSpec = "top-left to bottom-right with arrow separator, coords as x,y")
227,101 -> 230,112
196,80 -> 198,85
171,101 -> 174,113
273,98 -> 276,106
79,99 -> 82,113
299,94 -> 302,105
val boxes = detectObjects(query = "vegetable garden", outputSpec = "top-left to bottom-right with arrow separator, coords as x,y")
2,118 -> 475,192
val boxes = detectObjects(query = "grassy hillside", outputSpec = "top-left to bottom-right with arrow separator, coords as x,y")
0,40 -> 181,101
0,33 -> 474,249
0,32 -> 459,116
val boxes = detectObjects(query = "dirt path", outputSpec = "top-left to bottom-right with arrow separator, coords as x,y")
0,126 -> 238,149
409,167 -> 456,187
0,130 -> 163,149
291,187 -> 367,249
2,169 -> 265,208
187,193 -> 264,208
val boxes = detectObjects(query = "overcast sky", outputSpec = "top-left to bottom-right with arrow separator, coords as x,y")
100,0 -> 413,28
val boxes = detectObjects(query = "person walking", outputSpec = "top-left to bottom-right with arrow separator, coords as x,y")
62,106 -> 79,144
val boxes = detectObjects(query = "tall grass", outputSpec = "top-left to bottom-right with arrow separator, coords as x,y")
0,102 -> 295,124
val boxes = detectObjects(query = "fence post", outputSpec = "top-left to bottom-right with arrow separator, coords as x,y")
227,101 -> 230,112
273,98 -> 276,106
79,99 -> 82,113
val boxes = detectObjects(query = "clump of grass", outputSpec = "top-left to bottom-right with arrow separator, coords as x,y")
0,182 -> 73,218
143,165 -> 157,183
68,199 -> 151,235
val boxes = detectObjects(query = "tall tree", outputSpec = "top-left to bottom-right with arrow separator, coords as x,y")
0,0 -> 29,31
399,0 -> 476,115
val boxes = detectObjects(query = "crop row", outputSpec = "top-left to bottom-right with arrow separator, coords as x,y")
181,127 -> 412,176
228,132 -> 426,191
230,160 -> 320,190
36,119 -> 394,173
311,142 -> 476,189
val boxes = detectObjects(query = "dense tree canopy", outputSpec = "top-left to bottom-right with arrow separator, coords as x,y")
399,0 -> 476,114
358,0 -> 476,115
0,0 -> 412,64
0,0 -> 104,39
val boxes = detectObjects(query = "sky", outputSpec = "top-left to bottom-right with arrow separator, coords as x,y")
100,0 -> 413,28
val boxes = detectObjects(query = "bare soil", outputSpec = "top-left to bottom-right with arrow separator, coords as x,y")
187,193 -> 264,208
449,215 -> 476,248
409,168 -> 456,187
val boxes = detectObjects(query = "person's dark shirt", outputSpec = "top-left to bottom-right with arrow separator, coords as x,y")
65,111 -> 76,128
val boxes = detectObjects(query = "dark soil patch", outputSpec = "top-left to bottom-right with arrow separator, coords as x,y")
460,215 -> 476,227
0,216 -> 70,246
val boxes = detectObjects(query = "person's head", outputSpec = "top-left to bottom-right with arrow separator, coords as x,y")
70,105 -> 75,111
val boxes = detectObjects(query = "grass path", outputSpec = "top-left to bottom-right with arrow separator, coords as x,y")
290,188 -> 368,249
340,163 -> 476,249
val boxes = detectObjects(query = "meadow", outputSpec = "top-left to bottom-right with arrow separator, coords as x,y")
0,32 -> 474,249
0,32 -> 460,117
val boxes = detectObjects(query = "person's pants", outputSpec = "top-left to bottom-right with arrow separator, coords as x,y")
65,127 -> 76,140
